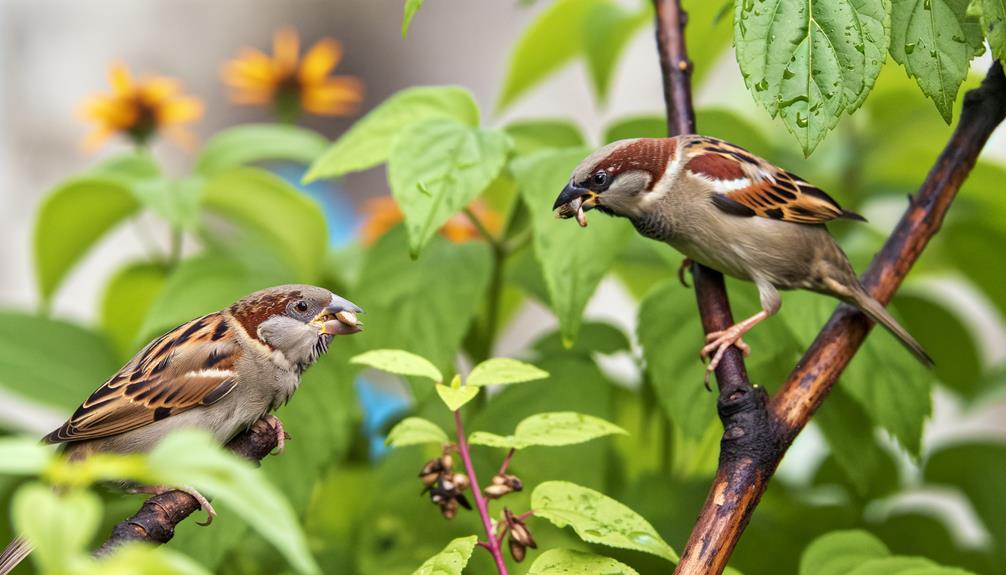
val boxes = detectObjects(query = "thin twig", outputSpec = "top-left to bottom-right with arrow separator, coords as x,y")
454,409 -> 509,574
498,448 -> 516,476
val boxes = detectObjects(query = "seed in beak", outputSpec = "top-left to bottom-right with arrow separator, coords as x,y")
335,310 -> 358,327
575,204 -> 588,227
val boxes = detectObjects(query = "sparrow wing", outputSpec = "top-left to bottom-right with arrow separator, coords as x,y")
682,136 -> 865,224
44,313 -> 241,443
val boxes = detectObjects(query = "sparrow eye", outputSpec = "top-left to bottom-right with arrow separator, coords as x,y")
294,301 -> 309,313
591,170 -> 610,189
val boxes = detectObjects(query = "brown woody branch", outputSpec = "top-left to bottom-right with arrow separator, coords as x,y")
94,417 -> 281,557
652,0 -> 1006,573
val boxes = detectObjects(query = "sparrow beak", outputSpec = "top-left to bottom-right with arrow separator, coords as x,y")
314,295 -> 364,336
553,181 -> 598,228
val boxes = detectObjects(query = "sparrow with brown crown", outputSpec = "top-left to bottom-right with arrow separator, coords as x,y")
0,285 -> 362,575
553,136 -> 932,384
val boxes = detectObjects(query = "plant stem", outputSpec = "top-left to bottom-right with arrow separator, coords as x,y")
168,227 -> 183,268
498,448 -> 515,475
453,409 -> 509,575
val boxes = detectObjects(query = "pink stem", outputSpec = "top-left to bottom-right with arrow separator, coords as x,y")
498,448 -> 515,475
454,409 -> 509,575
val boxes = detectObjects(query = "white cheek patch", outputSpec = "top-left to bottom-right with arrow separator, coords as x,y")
640,153 -> 683,207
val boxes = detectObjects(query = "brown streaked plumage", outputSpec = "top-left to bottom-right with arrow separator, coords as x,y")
553,136 -> 932,385
0,284 -> 363,575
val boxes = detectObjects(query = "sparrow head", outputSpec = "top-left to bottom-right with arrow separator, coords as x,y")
231,284 -> 363,369
553,138 -> 674,226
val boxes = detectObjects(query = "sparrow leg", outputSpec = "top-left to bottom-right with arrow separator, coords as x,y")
699,310 -> 769,388
261,414 -> 290,456
128,484 -> 217,526
677,257 -> 694,288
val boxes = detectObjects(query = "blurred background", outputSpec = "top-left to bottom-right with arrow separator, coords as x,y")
2,1 -> 1006,574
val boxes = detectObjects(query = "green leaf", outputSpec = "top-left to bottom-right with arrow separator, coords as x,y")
435,380 -> 480,411
603,116 -> 666,143
514,148 -> 632,343
88,544 -> 214,575
814,387 -> 892,497
497,0 -> 605,112
386,417 -> 450,447
33,177 -> 141,301
504,119 -> 586,155
799,530 -> 890,575
388,118 -> 508,257
685,0 -> 735,87
894,293 -> 981,400
532,321 -> 632,356
195,124 -> 328,177
0,438 -> 52,475
532,480 -> 678,562
305,86 -> 479,181
402,0 -> 425,38
100,262 -> 168,359
0,311 -> 119,410
847,557 -> 968,575
130,177 -> 203,231
735,0 -> 891,154
351,349 -> 443,382
14,483 -> 102,573
90,152 -> 160,180
982,0 -> 1006,62
637,281 -> 715,438
467,357 -> 548,387
528,548 -> 640,575
409,535 -> 478,575
469,411 -> 626,449
201,168 -> 327,280
889,0 -> 984,122
146,430 -> 321,575
583,2 -> 652,103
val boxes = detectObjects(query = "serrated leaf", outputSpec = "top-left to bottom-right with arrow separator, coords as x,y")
305,86 -> 479,181
889,0 -> 984,122
435,382 -> 480,411
410,535 -> 478,575
583,1 -> 652,103
467,357 -> 548,387
799,530 -> 890,575
351,349 -> 443,382
513,149 -> 632,343
388,118 -> 508,256
402,0 -> 425,38
528,548 -> 640,574
504,119 -> 586,155
13,483 -> 102,573
532,481 -> 678,562
0,438 -> 52,475
33,177 -> 141,302
469,411 -> 626,449
497,0 -> 606,112
982,0 -> 1006,62
195,123 -> 328,177
735,0 -> 890,154
386,417 -> 450,447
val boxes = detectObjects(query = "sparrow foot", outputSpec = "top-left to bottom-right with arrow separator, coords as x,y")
700,329 -> 752,389
678,258 -> 694,288
129,484 -> 217,526
261,414 -> 290,456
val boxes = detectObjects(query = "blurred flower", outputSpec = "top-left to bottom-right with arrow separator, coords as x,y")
222,27 -> 363,121
360,197 -> 502,246
79,63 -> 203,151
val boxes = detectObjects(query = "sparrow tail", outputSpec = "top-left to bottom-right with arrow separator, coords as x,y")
848,288 -> 934,368
0,537 -> 32,575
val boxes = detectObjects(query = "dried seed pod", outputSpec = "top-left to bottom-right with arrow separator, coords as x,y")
484,483 -> 512,499
440,453 -> 454,470
508,537 -> 527,562
440,497 -> 459,519
419,458 -> 446,478
491,474 -> 506,485
509,520 -> 537,549
501,474 -> 523,492
452,473 -> 470,491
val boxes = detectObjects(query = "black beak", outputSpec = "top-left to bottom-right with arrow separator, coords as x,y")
553,181 -> 590,211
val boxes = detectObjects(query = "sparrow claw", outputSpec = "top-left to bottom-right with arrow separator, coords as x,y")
262,415 -> 288,456
129,484 -> 216,526
677,258 -> 694,288
700,328 -> 752,389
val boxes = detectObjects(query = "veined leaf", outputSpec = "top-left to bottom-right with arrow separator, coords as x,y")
195,124 -> 328,177
889,0 -> 984,122
513,149 -> 632,343
799,530 -> 890,575
388,118 -> 508,257
386,417 -> 450,447
735,0 -> 890,154
532,481 -> 678,562
305,86 -> 479,181
528,548 -> 640,575
409,535 -> 478,575
351,349 -> 443,382
468,411 -> 626,450
466,357 -> 548,387
982,0 -> 1006,62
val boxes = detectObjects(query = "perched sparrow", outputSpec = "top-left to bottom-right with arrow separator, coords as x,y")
0,285 -> 362,575
553,136 -> 932,382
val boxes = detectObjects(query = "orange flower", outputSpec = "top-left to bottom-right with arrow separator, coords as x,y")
360,197 -> 502,246
79,63 -> 203,151
222,27 -> 363,120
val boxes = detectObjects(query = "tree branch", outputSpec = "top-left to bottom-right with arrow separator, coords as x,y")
671,58 -> 1006,575
94,417 -> 282,557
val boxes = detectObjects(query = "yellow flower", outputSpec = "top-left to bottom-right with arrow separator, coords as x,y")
222,27 -> 363,120
79,63 -> 203,151
360,197 -> 502,246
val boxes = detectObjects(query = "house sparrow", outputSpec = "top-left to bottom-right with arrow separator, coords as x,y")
0,285 -> 361,575
553,136 -> 932,383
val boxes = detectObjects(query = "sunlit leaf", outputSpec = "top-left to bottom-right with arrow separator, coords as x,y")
504,119 -> 586,154
799,530 -> 890,575
88,543 -> 214,575
467,357 -> 548,387
305,86 -> 479,181
0,438 -> 52,476
388,118 -> 508,256
583,1 -> 652,103
410,535 -> 478,575
847,557 -> 967,575
13,483 -> 102,573
195,124 -> 328,177
351,349 -> 443,382
528,548 -> 640,574
532,480 -> 678,562
386,417 -> 451,447
469,411 -> 626,449
402,0 -> 425,38
435,378 -> 480,411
